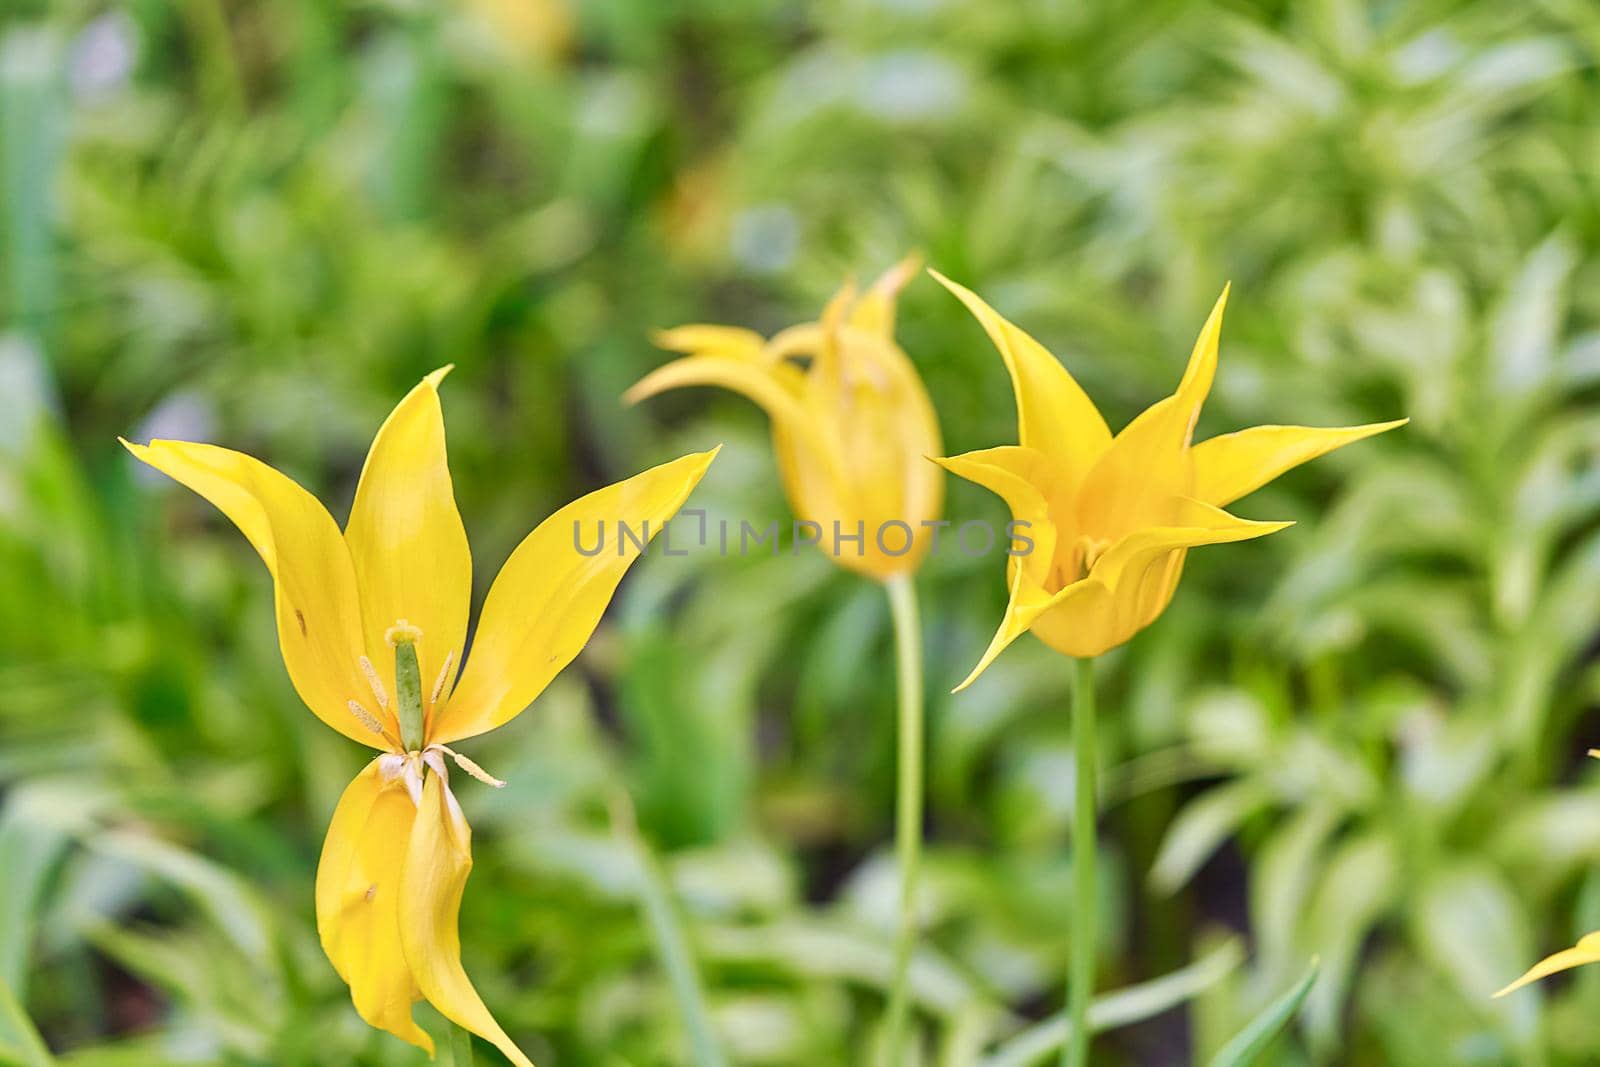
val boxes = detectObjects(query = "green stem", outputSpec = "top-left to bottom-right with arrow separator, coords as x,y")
449,1023 -> 475,1066
1063,656 -> 1097,1067
883,573 -> 925,1064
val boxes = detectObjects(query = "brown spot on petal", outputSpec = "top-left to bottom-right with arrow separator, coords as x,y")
294,609 -> 307,637
364,884 -> 377,902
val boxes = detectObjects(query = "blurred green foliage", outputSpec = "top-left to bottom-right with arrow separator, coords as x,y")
2,0 -> 1599,1064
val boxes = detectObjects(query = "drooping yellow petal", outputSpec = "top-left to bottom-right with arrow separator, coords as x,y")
345,368 -> 471,716
951,573 -> 1107,692
1495,932 -> 1600,998
316,761 -> 432,1052
1073,287 -> 1229,541
625,353 -> 811,432
653,325 -> 766,360
1191,420 -> 1409,507
400,770 -> 534,1067
930,270 -> 1111,498
934,446 -> 1059,589
431,449 -> 719,744
121,439 -> 383,746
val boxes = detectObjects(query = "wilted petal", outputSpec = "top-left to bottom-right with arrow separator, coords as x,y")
345,368 -> 472,714
121,438 -> 382,746
931,270 -> 1111,497
400,771 -> 534,1067
432,449 -> 718,744
316,762 -> 431,1053
1191,420 -> 1408,507
1495,932 -> 1600,997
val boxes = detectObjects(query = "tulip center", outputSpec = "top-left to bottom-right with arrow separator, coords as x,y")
1074,535 -> 1113,578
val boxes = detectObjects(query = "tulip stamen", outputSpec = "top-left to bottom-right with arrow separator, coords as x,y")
429,649 -> 455,708
358,655 -> 390,711
347,699 -> 404,750
435,744 -> 507,789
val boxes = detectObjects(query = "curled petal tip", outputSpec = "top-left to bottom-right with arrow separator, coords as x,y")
423,364 -> 455,388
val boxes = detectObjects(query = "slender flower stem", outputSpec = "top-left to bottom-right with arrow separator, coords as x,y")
1063,656 -> 1097,1067
883,573 -> 925,1064
449,1023 -> 475,1066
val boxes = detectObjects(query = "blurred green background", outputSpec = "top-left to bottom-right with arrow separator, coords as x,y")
2,0 -> 1599,1064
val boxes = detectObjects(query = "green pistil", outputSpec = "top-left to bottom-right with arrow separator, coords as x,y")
393,638 -> 424,752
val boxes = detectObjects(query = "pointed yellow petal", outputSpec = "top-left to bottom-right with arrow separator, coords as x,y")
1031,499 -> 1290,658
1495,932 -> 1600,997
652,325 -> 766,359
316,761 -> 432,1053
849,252 -> 922,336
933,446 -> 1058,587
1074,288 -> 1230,540
1191,419 -> 1408,507
1090,498 -> 1292,589
952,574 -> 1107,692
401,771 -> 534,1067
625,353 -> 809,428
1175,285 -> 1228,435
121,438 -> 381,746
929,270 -> 1111,495
345,369 -> 472,717
432,449 -> 718,744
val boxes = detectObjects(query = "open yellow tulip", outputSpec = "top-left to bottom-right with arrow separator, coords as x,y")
123,368 -> 717,1064
625,255 -> 942,581
933,271 -> 1406,690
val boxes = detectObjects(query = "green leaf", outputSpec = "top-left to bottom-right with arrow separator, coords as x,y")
0,976 -> 54,1067
978,939 -> 1244,1067
1206,958 -> 1318,1067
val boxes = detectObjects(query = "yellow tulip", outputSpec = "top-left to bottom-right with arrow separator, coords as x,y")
932,272 -> 1406,690
625,256 -> 943,581
123,368 -> 716,1063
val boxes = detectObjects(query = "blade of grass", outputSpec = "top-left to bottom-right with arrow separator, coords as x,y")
0,976 -> 55,1067
611,792 -> 728,1067
980,939 -> 1244,1067
1206,958 -> 1319,1067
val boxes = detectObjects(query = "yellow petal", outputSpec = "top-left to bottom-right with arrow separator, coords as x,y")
929,270 -> 1111,496
431,449 -> 719,744
1174,285 -> 1228,437
401,770 -> 534,1067
934,446 -> 1058,588
1074,287 -> 1229,540
121,438 -> 382,746
952,573 -> 1107,692
653,324 -> 767,359
1031,499 -> 1291,659
1495,932 -> 1600,997
1191,419 -> 1408,507
345,368 -> 472,718
848,253 -> 922,337
625,353 -> 811,430
316,761 -> 432,1053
